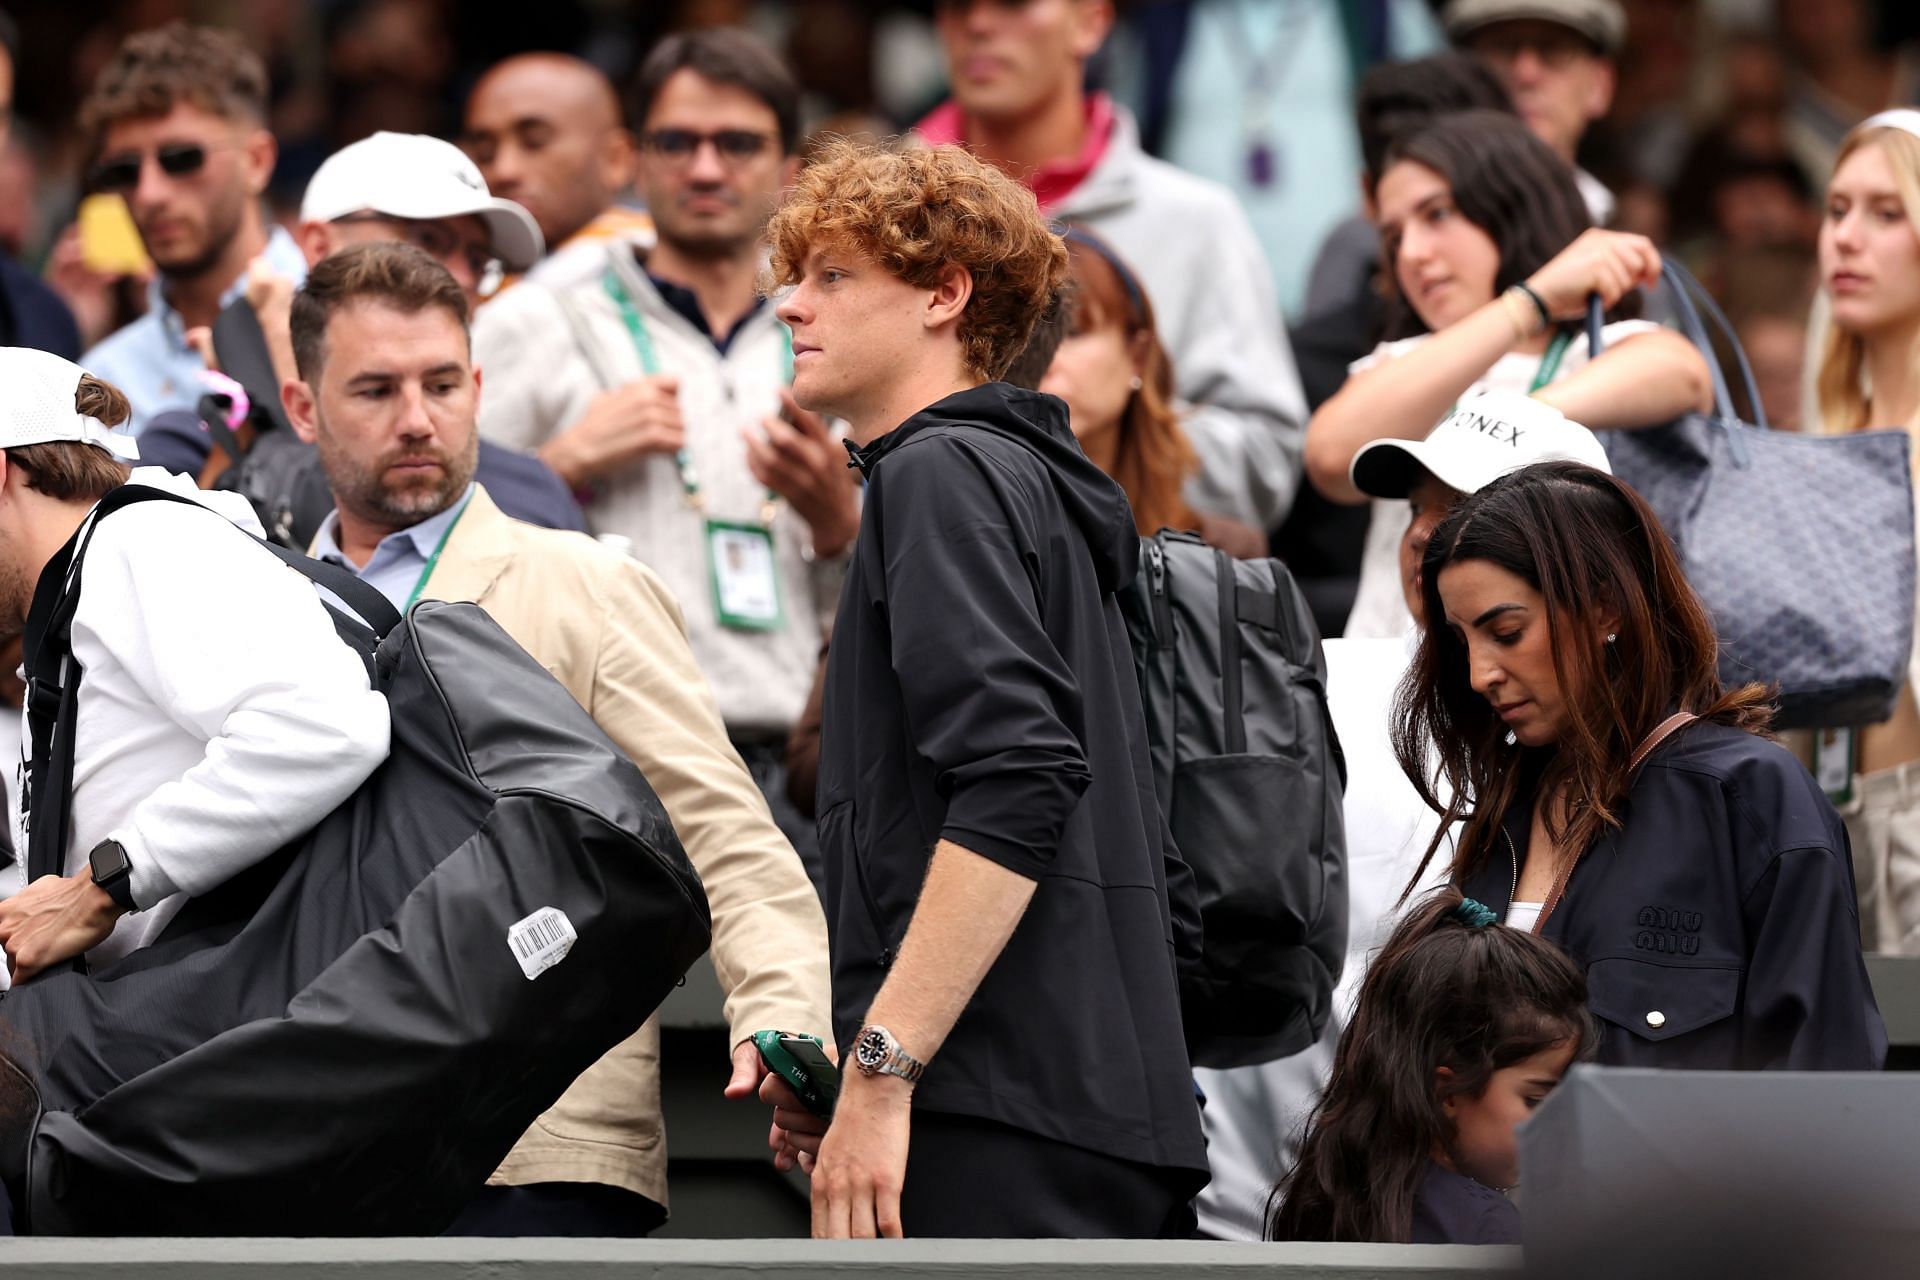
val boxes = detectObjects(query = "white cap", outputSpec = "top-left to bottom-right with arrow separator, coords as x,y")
0,349 -> 140,462
1350,390 -> 1609,500
299,131 -> 544,272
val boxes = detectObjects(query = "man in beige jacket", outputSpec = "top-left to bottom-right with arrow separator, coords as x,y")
280,240 -> 832,1235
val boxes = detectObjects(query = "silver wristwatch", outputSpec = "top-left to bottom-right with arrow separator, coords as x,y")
852,1023 -> 926,1085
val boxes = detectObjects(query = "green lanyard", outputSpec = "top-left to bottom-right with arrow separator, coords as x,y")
403,487 -> 477,610
1527,329 -> 1573,394
602,269 -> 794,524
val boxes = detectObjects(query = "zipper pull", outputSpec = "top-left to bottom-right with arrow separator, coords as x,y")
1148,542 -> 1167,596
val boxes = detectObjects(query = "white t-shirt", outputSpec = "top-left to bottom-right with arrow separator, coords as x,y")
1342,321 -> 1663,640
1506,901 -> 1545,933
7,470 -> 391,975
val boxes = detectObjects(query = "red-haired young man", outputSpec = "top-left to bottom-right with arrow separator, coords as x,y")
761,140 -> 1207,1240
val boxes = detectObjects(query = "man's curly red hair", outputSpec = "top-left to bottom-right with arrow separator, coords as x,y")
766,138 -> 1069,382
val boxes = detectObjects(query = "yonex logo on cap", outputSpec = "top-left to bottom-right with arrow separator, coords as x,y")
1450,410 -> 1526,448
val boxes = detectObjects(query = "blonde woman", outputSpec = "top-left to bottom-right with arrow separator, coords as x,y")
1813,108 -> 1920,953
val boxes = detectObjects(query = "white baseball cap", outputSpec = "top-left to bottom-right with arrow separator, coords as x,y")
299,131 -> 544,272
1350,389 -> 1609,500
0,349 -> 139,461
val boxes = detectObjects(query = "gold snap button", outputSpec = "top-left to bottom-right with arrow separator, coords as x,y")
1645,1010 -> 1666,1029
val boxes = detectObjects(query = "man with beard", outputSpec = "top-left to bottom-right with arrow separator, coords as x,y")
475,29 -> 856,885
130,130 -> 586,535
286,242 -> 831,1236
461,53 -> 653,290
77,23 -> 307,432
0,347 -> 388,983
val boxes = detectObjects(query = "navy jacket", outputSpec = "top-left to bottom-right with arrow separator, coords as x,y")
0,254 -> 80,360
817,382 -> 1208,1183
1459,720 -> 1886,1071
1410,1163 -> 1520,1245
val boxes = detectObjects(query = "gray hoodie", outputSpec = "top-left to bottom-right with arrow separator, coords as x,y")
1056,106 -> 1308,533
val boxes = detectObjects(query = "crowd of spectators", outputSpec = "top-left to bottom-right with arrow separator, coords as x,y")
0,0 -> 1912,1251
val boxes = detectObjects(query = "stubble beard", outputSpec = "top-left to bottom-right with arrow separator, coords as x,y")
149,179 -> 250,283
317,422 -> 480,534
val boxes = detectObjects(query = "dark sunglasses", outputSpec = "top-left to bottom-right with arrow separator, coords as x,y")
642,128 -> 776,163
89,143 -> 213,193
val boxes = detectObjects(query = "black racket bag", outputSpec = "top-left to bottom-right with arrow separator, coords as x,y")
0,485 -> 710,1234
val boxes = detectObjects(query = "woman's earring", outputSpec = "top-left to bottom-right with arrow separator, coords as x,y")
1605,633 -> 1618,644
1129,376 -> 1143,391
1504,730 -> 1517,746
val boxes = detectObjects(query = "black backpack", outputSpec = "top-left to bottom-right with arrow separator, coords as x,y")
1,485 -> 711,1234
200,298 -> 335,550
1120,530 -> 1348,1069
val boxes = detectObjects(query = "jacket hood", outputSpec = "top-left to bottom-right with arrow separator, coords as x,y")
849,382 -> 1139,594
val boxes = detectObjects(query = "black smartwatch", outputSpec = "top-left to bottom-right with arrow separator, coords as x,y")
88,839 -> 137,913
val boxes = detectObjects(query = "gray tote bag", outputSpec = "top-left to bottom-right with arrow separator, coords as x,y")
1594,262 -> 1915,729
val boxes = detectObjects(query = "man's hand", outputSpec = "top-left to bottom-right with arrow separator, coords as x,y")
0,873 -> 124,981
761,1070 -> 830,1173
745,389 -> 860,560
809,1072 -> 911,1239
540,375 -> 685,487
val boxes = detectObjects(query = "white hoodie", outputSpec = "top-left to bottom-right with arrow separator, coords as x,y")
4,469 -> 391,979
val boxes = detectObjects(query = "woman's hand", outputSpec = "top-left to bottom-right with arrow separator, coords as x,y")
1524,229 -> 1663,320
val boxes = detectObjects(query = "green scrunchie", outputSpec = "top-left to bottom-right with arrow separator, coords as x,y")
1454,898 -> 1499,929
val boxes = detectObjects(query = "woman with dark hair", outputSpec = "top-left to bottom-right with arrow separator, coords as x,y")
1041,229 -> 1265,557
1398,460 -> 1884,1070
1305,110 -> 1713,639
1269,886 -> 1594,1244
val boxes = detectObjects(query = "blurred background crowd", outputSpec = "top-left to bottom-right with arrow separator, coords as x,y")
2,0 -> 1917,434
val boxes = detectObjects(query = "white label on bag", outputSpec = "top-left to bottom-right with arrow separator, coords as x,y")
507,906 -> 577,980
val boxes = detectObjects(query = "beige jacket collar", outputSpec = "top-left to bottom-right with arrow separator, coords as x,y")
418,483 -> 517,606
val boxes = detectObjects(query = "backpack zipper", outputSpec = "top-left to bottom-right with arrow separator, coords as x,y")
1146,541 -> 1172,643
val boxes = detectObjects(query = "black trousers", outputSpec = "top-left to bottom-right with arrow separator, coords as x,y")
442,1182 -> 667,1237
898,1111 -> 1196,1239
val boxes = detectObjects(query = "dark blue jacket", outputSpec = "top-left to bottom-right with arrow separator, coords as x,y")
817,382 -> 1207,1184
1459,720 -> 1886,1071
1410,1162 -> 1520,1245
0,254 -> 80,360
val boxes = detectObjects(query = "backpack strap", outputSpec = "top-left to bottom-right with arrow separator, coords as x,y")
17,485 -> 401,886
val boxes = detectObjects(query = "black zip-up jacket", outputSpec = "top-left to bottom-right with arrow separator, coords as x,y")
817,383 -> 1208,1182
1459,720 -> 1886,1070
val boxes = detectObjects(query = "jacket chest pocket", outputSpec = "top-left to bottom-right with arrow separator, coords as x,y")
1586,956 -> 1741,1044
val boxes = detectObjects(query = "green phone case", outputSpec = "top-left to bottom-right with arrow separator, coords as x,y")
752,1029 -> 840,1118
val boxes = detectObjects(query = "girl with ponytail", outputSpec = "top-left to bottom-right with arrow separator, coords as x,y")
1268,887 -> 1593,1244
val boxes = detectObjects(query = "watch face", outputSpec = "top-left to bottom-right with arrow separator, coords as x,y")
854,1027 -> 891,1071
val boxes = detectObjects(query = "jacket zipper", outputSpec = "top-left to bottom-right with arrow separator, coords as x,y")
1507,814 -> 1584,936
1505,827 -> 1519,918
846,834 -> 895,968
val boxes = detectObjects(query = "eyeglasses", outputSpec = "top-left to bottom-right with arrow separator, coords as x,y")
641,128 -> 777,165
89,143 -> 214,193
330,213 -> 501,283
1470,30 -> 1596,71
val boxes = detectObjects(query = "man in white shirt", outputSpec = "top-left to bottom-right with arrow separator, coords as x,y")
474,30 -> 857,883
0,348 -> 389,984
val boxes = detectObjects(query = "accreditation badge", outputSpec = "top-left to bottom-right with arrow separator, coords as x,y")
707,519 -> 783,632
1813,726 -> 1857,807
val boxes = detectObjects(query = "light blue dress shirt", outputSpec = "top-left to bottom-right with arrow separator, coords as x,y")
81,225 -> 309,435
311,484 -> 478,611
